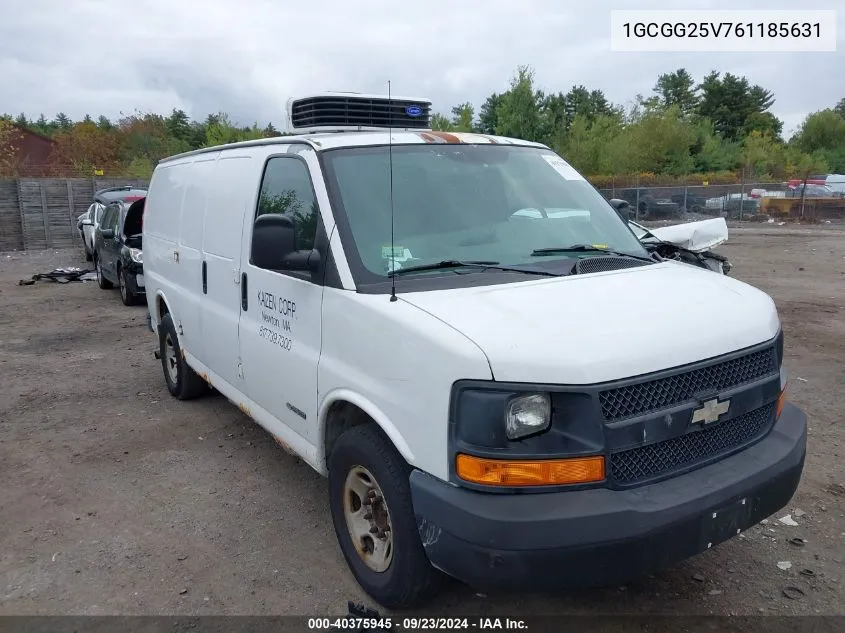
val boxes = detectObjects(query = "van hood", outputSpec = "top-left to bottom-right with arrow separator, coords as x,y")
399,261 -> 780,385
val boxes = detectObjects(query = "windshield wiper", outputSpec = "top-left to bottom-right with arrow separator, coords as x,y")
388,260 -> 561,277
531,244 -> 654,263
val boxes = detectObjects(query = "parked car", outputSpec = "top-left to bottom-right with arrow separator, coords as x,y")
77,207 -> 95,260
615,188 -> 681,219
669,192 -> 708,214
77,186 -> 147,261
93,196 -> 146,305
143,92 -> 805,610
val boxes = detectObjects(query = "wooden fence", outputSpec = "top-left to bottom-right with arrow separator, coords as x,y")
0,178 -> 148,251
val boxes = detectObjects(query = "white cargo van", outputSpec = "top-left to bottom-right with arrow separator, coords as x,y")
143,93 -> 807,609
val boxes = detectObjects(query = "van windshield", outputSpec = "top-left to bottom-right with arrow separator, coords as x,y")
321,144 -> 647,284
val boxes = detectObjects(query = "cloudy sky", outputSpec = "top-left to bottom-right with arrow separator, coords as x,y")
1,0 -> 841,138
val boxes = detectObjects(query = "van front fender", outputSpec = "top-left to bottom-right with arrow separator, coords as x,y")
317,389 -> 415,471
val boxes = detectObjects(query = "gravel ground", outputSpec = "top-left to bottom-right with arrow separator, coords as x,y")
1,225 -> 843,619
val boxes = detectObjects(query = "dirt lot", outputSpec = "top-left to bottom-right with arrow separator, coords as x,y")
1,225 -> 844,619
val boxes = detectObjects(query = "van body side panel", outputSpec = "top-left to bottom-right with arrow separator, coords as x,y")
200,153 -> 255,388
143,160 -> 194,333
177,155 -> 218,363
317,289 -> 493,480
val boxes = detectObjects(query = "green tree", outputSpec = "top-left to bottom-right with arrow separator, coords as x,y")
653,69 -> 699,116
740,131 -> 778,178
166,109 -> 192,142
53,112 -> 72,130
791,109 -> 845,172
624,105 -> 697,175
477,93 -> 503,134
495,65 -> 543,141
835,98 -> 845,118
557,113 -> 626,175
692,119 -> 741,172
697,72 -> 779,140
430,113 -> 454,131
450,103 -> 474,132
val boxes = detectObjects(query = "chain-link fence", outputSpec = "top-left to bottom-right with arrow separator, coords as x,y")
596,181 -> 845,223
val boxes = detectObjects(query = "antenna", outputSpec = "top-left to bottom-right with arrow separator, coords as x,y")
388,80 -> 397,302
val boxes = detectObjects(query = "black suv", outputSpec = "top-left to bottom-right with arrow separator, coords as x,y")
93,195 -> 146,306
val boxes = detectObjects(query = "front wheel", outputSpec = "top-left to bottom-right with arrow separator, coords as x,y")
158,313 -> 206,400
328,424 -> 442,609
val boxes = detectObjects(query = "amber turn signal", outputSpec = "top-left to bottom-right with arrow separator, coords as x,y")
456,454 -> 605,487
776,387 -> 787,419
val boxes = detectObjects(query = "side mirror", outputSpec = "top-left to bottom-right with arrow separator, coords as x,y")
251,214 -> 320,273
101,229 -> 115,239
609,198 -> 632,222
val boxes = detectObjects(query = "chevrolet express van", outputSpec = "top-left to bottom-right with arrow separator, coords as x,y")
143,93 -> 807,609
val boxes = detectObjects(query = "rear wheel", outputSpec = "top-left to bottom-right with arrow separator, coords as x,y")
328,424 -> 442,609
158,312 -> 206,400
95,256 -> 113,289
118,266 -> 139,306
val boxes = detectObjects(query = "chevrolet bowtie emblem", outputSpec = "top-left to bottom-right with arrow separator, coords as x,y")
691,398 -> 730,425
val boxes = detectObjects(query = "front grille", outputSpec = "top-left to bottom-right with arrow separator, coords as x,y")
574,256 -> 650,275
609,403 -> 776,486
598,345 -> 778,421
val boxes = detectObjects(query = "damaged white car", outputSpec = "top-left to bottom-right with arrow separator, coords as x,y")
609,199 -> 731,274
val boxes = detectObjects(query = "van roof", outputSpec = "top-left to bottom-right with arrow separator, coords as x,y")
157,130 -> 549,165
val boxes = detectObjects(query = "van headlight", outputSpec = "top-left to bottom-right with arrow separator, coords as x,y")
129,248 -> 143,263
505,393 -> 551,439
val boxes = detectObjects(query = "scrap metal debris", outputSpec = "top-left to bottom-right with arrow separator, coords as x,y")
777,561 -> 793,571
18,267 -> 95,285
782,586 -> 805,600
779,514 -> 799,526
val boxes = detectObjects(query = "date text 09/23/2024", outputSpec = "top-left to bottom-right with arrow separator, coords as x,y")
308,616 -> 528,630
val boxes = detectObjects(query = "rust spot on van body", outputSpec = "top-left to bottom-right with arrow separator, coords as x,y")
238,403 -> 251,417
429,130 -> 463,144
273,435 -> 298,457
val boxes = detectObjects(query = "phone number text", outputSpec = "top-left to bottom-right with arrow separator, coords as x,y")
259,326 -> 292,351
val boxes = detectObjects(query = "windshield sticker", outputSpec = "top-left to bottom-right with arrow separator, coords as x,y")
381,245 -> 415,274
382,245 -> 412,260
541,155 -> 584,181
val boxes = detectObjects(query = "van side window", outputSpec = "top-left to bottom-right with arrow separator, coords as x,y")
255,157 -> 319,252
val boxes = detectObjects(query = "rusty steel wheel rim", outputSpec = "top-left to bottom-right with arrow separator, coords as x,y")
164,332 -> 179,384
342,465 -> 394,573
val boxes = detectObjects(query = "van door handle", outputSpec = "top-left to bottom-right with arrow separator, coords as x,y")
202,261 -> 207,294
241,272 -> 248,311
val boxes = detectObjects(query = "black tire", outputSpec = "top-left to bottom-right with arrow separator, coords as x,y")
118,266 -> 139,306
158,312 -> 206,400
328,424 -> 442,609
85,249 -> 93,262
95,256 -> 113,289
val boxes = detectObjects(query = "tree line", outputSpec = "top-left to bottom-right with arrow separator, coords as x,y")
2,65 -> 844,184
